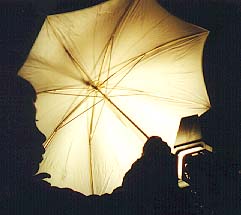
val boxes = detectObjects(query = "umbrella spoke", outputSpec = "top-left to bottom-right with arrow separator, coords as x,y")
100,32 -> 206,89
100,55 -> 143,87
132,32 -> 207,62
91,101 -> 106,142
92,0 -> 135,86
43,130 -> 57,149
61,89 -> 90,125
43,89 -> 96,148
92,13 -> 116,77
37,86 -> 88,94
18,0 -> 210,195
105,87 -> 209,110
47,18 -> 94,85
93,0 -> 166,85
93,86 -> 149,139
99,55 -> 145,83
94,0 -> 140,86
88,92 -> 103,142
43,98 -> 102,148
99,1 -> 146,86
110,55 -> 145,92
58,98 -> 104,130
86,0 -> 135,82
97,37 -> 114,82
88,94 -> 111,194
87,93 -> 98,194
113,0 -> 142,37
102,38 -> 114,95
41,91 -> 103,98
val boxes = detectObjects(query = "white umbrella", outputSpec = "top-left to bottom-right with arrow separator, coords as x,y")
19,0 -> 210,195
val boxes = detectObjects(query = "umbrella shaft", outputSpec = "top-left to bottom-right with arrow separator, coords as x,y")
92,85 -> 149,139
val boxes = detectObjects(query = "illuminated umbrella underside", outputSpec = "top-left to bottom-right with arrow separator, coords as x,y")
19,0 -> 210,195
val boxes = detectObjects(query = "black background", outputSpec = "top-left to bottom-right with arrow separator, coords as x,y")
0,0 -> 240,173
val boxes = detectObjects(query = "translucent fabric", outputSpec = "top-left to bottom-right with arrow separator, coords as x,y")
19,0 -> 210,194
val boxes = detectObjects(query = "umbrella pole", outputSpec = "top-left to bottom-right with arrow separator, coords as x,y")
92,84 -> 149,140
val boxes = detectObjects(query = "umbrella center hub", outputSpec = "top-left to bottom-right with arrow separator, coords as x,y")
85,80 -> 104,91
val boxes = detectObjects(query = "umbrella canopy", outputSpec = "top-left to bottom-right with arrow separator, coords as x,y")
18,0 -> 210,195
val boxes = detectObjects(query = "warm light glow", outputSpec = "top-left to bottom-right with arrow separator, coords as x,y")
19,0 -> 210,194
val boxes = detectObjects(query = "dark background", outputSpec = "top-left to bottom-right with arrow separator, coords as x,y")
0,0 -> 240,174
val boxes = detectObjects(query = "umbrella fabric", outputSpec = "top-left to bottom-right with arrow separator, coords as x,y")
19,0 -> 210,195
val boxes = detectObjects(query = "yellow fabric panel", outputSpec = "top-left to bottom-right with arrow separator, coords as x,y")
19,0 -> 210,194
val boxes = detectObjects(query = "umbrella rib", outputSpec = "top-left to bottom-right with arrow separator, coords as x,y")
94,0 -> 162,84
91,5 -> 113,75
96,37 -> 114,85
100,31 -> 207,86
92,28 -> 115,75
94,0 -> 135,81
93,0 -> 139,81
172,86 -> 210,107
46,17 -> 93,84
104,87 -> 209,107
41,91 -> 103,98
113,0 -> 141,36
87,93 -> 108,194
91,100 -> 106,142
107,0 -> 136,40
88,136 -> 94,195
91,35 -> 115,78
100,53 -> 144,88
99,56 -> 136,86
88,93 -> 98,195
97,1 -> 203,83
102,38 -> 114,96
131,31 -> 208,62
92,10 -> 99,76
37,86 -> 85,94
97,40 -> 110,81
42,31 -> 206,148
58,91 -> 94,127
112,55 -> 145,91
96,38 -> 207,135
91,0 -> 133,77
100,33 -> 209,109
43,98 -> 102,148
100,54 -> 145,96
91,85 -> 149,139
105,95 -> 148,139
111,91 -> 209,110
103,90 -> 210,113
58,98 -> 104,130
43,90 -> 95,148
